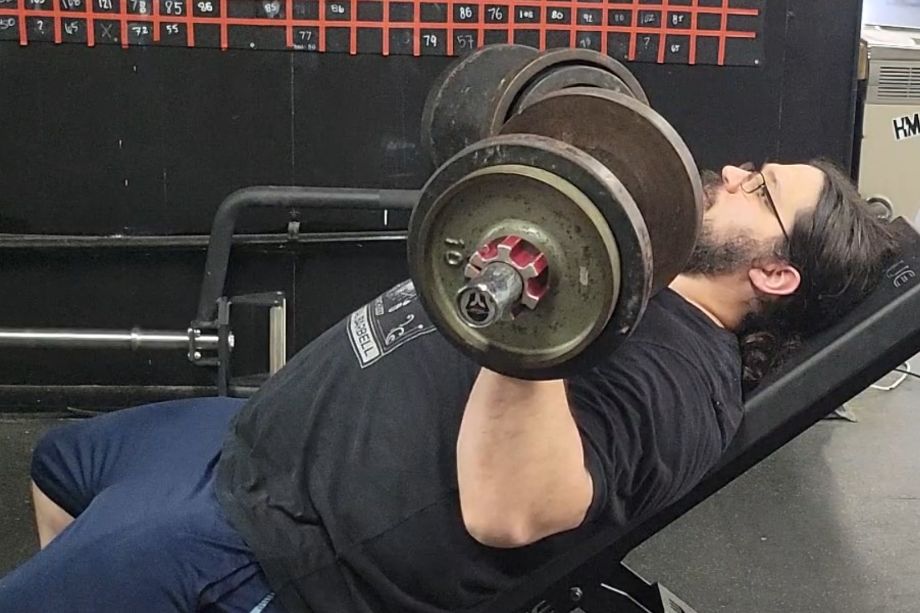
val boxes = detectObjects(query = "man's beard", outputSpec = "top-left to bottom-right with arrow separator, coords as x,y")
682,169 -> 777,276
683,222 -> 776,275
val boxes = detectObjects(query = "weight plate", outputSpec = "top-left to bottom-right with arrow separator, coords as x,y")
421,165 -> 620,372
500,87 -> 703,292
489,48 -> 650,135
515,65 -> 636,112
420,44 -> 539,168
409,134 -> 653,379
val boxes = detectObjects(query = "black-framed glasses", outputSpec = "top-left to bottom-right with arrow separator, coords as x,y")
741,171 -> 790,244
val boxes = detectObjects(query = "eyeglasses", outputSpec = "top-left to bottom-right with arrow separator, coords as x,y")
741,171 -> 790,244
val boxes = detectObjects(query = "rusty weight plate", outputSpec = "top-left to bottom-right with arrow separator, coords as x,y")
500,87 -> 703,292
420,44 -> 539,168
490,48 -> 649,134
514,64 -> 638,112
408,134 -> 653,379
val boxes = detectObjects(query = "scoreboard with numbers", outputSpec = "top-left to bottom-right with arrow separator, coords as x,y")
0,0 -> 764,65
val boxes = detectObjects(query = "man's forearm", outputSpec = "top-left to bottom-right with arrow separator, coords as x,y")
456,369 -> 593,547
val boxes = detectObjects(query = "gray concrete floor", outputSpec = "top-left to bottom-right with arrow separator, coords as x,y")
1,359 -> 919,612
0,415 -> 66,571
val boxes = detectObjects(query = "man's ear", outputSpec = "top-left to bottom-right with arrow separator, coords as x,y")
748,261 -> 802,297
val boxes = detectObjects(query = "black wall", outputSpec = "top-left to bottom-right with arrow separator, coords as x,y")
0,0 -> 864,408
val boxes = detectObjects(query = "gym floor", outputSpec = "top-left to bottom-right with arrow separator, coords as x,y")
1,356 -> 918,613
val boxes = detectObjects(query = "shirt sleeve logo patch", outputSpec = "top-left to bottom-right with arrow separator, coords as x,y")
347,280 -> 436,368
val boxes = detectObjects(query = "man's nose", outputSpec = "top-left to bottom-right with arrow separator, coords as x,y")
721,165 -> 749,192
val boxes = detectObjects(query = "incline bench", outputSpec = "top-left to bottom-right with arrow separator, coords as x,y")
482,218 -> 920,613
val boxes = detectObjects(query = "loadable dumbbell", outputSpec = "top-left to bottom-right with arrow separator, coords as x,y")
409,51 -> 703,380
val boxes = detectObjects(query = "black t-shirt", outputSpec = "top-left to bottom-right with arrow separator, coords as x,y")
215,280 -> 743,613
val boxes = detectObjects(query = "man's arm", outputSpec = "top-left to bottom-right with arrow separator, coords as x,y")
456,369 -> 594,548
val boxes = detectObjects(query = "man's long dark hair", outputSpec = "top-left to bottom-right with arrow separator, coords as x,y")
738,160 -> 898,394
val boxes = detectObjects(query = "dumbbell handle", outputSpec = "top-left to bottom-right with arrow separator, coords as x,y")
456,262 -> 524,328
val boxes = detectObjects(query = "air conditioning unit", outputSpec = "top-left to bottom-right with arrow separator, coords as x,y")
858,25 -> 920,230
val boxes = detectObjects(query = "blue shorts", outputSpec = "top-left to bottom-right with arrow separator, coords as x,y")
0,397 -> 286,613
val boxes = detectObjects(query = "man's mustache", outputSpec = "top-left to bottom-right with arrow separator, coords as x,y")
700,169 -> 721,210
